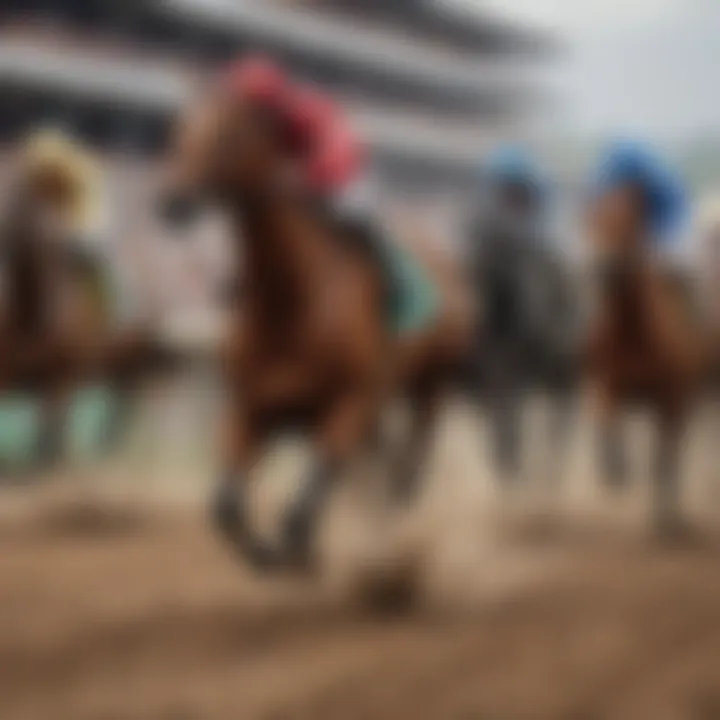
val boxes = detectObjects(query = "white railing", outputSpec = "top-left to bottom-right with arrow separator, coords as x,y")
0,43 -> 491,169
0,45 -> 186,109
159,0 -> 534,98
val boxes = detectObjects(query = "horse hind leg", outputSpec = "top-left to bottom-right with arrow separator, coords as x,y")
541,381 -> 576,493
212,472 -> 277,569
390,379 -> 441,507
486,364 -> 523,486
211,412 -> 277,570
281,458 -> 339,571
281,390 -> 375,571
652,410 -> 686,538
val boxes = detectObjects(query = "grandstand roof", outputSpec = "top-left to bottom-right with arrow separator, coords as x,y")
286,0 -> 556,54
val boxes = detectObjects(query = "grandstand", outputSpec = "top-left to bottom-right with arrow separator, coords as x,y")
0,0 -> 553,194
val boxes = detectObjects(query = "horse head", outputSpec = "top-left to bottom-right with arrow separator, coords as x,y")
587,140 -> 686,274
158,74 -> 290,229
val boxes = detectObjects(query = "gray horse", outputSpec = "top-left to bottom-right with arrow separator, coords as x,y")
466,170 -> 581,488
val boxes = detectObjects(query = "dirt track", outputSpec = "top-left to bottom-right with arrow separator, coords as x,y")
0,400 -> 716,719
3,490 -> 720,720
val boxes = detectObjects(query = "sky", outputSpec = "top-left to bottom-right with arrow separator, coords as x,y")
447,0 -> 720,141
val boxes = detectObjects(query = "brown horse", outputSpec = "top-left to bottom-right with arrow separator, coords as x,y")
586,183 -> 708,534
159,85 -> 472,571
0,153 -> 173,468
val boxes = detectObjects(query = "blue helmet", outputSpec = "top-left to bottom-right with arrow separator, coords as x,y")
589,139 -> 687,242
483,145 -> 545,193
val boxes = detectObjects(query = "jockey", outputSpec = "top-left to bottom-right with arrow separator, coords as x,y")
223,56 -> 392,286
467,145 -> 551,330
18,127 -> 111,271
587,140 -> 694,321
20,127 -> 103,241
480,145 -> 548,236
467,145 -> 578,367
15,127 -> 122,323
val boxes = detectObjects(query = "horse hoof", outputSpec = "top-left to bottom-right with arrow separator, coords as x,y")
211,484 -> 243,539
210,488 -> 280,572
243,540 -> 281,572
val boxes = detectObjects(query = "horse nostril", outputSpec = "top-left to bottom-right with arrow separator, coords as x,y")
156,192 -> 201,229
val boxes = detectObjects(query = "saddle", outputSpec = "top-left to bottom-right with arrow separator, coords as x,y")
320,202 -> 439,336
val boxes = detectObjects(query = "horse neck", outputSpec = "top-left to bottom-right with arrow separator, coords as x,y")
232,193 -> 333,324
601,260 -> 650,344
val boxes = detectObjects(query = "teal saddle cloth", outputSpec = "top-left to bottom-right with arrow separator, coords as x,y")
376,234 -> 439,336
0,386 -> 118,469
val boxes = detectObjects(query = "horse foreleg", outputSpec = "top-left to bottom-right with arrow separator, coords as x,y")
390,381 -> 441,507
543,382 -> 576,492
281,389 -> 375,570
487,356 -> 523,485
212,405 -> 275,569
595,389 -> 628,490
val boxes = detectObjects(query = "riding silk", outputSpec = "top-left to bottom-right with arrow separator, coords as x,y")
466,202 -> 579,385
330,208 -> 439,336
380,232 -> 439,336
468,209 -> 544,342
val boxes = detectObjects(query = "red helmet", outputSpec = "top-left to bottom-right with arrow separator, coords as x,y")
222,55 -> 288,110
